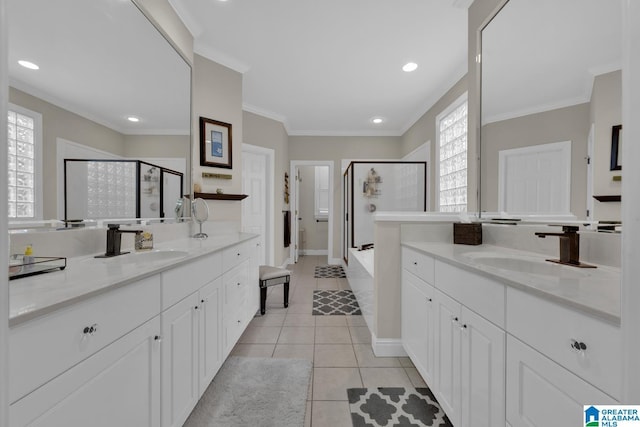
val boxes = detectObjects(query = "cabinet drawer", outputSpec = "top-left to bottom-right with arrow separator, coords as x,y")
223,260 -> 249,309
402,247 -> 435,284
435,261 -> 505,328
506,335 -> 616,427
506,287 -> 621,399
223,241 -> 251,272
162,252 -> 222,310
10,275 -> 161,403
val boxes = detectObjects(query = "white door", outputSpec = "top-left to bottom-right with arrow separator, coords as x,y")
434,289 -> 462,427
198,278 -> 222,395
498,141 -> 572,214
401,271 -> 435,386
10,318 -> 161,427
460,306 -> 505,427
161,293 -> 200,427
242,150 -> 267,266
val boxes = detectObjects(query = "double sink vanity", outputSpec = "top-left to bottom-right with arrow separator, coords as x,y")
8,230 -> 260,427
401,235 -> 620,427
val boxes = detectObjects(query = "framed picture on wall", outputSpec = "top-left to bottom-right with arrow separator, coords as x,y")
200,117 -> 232,169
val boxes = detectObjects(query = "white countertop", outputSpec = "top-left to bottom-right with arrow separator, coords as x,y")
402,242 -> 621,325
10,233 -> 258,326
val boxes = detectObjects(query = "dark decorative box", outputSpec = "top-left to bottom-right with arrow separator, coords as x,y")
453,222 -> 482,245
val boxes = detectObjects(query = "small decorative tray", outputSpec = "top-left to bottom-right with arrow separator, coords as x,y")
9,255 -> 67,280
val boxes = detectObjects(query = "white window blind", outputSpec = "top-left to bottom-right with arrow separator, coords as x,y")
7,105 -> 42,219
437,95 -> 468,212
314,166 -> 329,220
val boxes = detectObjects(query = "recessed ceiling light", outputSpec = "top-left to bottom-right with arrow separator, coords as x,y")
127,116 -> 140,122
402,62 -> 418,72
371,117 -> 384,124
18,60 -> 39,70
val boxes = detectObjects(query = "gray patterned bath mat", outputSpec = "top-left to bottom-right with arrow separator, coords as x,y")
314,265 -> 346,278
313,290 -> 362,315
347,387 -> 452,427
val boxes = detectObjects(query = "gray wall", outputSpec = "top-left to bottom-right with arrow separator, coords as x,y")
591,70 -> 622,221
401,76 -> 468,211
480,103 -> 590,217
289,136 -> 402,260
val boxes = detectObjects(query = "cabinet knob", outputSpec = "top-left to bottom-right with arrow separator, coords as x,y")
83,323 -> 98,335
451,316 -> 459,324
154,335 -> 162,342
237,320 -> 241,324
237,253 -> 241,257
201,299 -> 205,304
570,339 -> 587,352
413,261 -> 418,266
460,324 -> 468,331
237,282 -> 241,286
194,305 -> 199,310
427,298 -> 433,302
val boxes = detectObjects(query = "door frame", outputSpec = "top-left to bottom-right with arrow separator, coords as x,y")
290,160 -> 335,264
241,143 -> 275,267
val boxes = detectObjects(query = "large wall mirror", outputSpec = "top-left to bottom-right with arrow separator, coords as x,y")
7,0 -> 191,222
480,0 -> 622,221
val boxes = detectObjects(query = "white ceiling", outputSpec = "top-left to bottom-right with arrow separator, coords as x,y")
169,0 -> 470,136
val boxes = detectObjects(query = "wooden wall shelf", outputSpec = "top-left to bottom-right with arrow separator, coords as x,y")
593,195 -> 621,202
194,192 -> 248,201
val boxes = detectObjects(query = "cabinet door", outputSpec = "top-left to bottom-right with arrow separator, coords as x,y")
161,293 -> 200,427
433,289 -> 461,427
506,335 -> 616,427
10,317 -> 161,427
401,271 -> 435,385
460,306 -> 505,427
199,278 -> 222,395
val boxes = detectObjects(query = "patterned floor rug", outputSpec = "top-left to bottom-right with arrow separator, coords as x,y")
314,265 -> 347,278
312,290 -> 362,315
347,387 -> 453,427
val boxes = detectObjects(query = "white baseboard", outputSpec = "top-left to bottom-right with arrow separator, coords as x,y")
300,249 -> 328,256
371,334 -> 408,357
329,257 -> 343,265
280,258 -> 292,268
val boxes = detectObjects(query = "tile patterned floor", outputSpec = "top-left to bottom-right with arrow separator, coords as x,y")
231,255 -> 427,427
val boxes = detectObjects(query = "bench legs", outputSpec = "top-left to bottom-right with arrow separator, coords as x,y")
260,280 -> 290,315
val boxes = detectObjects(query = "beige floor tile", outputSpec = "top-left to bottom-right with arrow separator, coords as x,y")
312,367 -> 362,400
404,367 -> 428,387
230,343 -> 275,358
278,326 -> 315,344
291,290 -> 315,303
315,326 -> 352,344
317,278 -> 340,290
304,401 -> 311,427
315,315 -> 348,326
273,344 -> 315,361
238,325 -> 281,344
346,315 -> 367,326
398,357 -> 415,368
359,367 -> 414,388
311,401 -> 352,427
250,312 -> 286,327
353,344 -> 401,367
284,313 -> 316,327
286,303 -> 313,314
349,326 -> 372,344
314,344 -> 358,367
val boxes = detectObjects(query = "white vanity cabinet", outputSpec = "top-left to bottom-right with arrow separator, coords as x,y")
9,275 -> 163,427
401,247 -> 505,427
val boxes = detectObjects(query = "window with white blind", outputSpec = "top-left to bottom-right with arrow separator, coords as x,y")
7,105 -> 43,219
314,166 -> 329,220
436,93 -> 468,212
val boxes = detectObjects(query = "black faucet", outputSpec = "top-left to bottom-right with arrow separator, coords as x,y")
535,225 -> 596,268
95,224 -> 142,258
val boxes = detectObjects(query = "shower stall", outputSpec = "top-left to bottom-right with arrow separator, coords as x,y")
343,161 -> 426,263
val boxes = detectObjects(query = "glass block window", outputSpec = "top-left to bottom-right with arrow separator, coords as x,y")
8,105 -> 42,219
437,94 -> 468,212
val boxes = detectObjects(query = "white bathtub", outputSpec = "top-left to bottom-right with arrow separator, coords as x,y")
345,248 -> 374,333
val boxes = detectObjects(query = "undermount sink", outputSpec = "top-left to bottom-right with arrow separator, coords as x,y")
463,252 -> 591,279
104,249 -> 189,265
